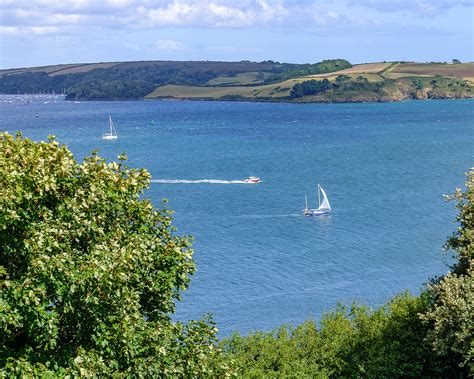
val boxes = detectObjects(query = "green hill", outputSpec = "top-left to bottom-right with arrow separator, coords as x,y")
0,60 -> 473,102
0,59 -> 351,100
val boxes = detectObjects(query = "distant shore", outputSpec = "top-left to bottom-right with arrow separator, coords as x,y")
1,60 -> 473,103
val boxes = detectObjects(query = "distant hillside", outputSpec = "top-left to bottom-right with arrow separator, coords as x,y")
0,59 -> 351,100
146,62 -> 474,102
0,60 -> 473,102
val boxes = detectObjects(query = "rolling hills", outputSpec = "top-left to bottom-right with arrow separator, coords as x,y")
0,60 -> 473,103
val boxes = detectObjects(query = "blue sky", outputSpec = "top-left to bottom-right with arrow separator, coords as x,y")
0,0 -> 473,69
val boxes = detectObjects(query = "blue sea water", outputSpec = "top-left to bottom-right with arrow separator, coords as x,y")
1,96 -> 473,336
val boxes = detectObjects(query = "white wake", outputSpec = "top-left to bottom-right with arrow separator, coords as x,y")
151,179 -> 252,184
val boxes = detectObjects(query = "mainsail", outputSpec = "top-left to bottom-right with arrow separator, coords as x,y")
318,185 -> 331,210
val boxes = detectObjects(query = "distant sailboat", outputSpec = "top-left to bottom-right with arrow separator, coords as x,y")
304,184 -> 331,216
102,115 -> 118,140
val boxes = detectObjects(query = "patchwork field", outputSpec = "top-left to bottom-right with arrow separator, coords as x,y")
0,63 -> 120,77
48,63 -> 119,76
206,72 -> 271,86
1,59 -> 473,102
393,63 -> 474,79
309,62 -> 391,78
146,82 -> 293,99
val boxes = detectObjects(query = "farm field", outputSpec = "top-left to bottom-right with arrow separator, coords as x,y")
1,60 -> 473,102
146,82 -> 293,99
309,62 -> 391,78
206,72 -> 271,86
393,63 -> 474,79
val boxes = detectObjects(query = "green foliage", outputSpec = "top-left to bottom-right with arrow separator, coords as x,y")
66,79 -> 156,100
413,78 -> 424,90
0,62 -> 260,99
222,294 -> 435,378
0,72 -> 78,95
264,59 -> 352,83
290,77 -> 384,100
0,133 -> 230,376
1,132 -> 472,376
444,170 -> 474,275
422,268 -> 473,375
290,79 -> 331,98
335,74 -> 351,83
0,60 -> 352,100
421,170 -> 474,375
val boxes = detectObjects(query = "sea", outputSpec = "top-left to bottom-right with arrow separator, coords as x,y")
1,95 -> 473,336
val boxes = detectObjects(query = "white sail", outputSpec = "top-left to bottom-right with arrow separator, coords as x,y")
318,186 -> 331,210
103,115 -> 118,139
109,115 -> 117,136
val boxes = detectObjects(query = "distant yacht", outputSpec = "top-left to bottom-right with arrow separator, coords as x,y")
103,115 -> 118,140
244,176 -> 261,183
304,184 -> 331,216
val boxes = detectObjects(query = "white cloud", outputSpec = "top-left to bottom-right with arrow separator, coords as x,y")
154,39 -> 186,51
0,25 -> 60,36
1,0 -> 470,37
351,0 -> 472,15
0,0 -> 348,31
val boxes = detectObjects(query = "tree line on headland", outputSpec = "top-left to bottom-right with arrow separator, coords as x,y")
1,59 -> 473,102
0,133 -> 472,377
0,59 -> 352,100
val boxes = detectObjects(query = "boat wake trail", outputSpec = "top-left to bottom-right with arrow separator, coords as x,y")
151,179 -> 249,184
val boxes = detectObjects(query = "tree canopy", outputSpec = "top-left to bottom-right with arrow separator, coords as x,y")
0,133 -> 229,376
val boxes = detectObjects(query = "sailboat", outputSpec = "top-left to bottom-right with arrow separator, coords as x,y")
102,115 -> 118,140
304,184 -> 331,216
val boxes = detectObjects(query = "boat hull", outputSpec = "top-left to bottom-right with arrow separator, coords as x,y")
244,176 -> 260,183
304,209 -> 330,216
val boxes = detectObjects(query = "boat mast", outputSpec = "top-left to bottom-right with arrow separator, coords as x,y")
318,184 -> 321,208
109,115 -> 113,134
305,194 -> 308,210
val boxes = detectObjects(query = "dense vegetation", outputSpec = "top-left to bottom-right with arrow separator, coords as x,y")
2,59 -> 472,102
0,61 -> 272,99
0,59 -> 350,100
1,134 -> 472,376
0,133 -> 230,376
290,75 -> 472,101
290,78 -> 332,97
263,59 -> 352,84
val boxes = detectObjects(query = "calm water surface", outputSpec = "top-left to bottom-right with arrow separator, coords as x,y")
1,96 -> 473,336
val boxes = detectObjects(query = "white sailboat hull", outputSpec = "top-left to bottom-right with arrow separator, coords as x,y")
102,135 -> 117,140
103,115 -> 118,139
303,184 -> 331,216
304,208 -> 330,216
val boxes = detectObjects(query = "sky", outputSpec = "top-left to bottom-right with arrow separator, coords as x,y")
0,0 -> 473,69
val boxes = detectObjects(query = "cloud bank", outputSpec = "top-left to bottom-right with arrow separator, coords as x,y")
0,0 -> 354,35
1,0 -> 472,69
1,0 -> 470,36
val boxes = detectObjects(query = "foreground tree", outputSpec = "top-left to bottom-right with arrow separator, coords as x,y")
422,169 -> 474,375
0,133 -> 229,376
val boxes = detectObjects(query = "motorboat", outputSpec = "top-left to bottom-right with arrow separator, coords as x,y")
244,176 -> 261,183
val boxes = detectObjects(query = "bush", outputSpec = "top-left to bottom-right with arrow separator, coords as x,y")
0,133 -> 230,376
290,79 -> 331,98
222,294 -> 435,378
